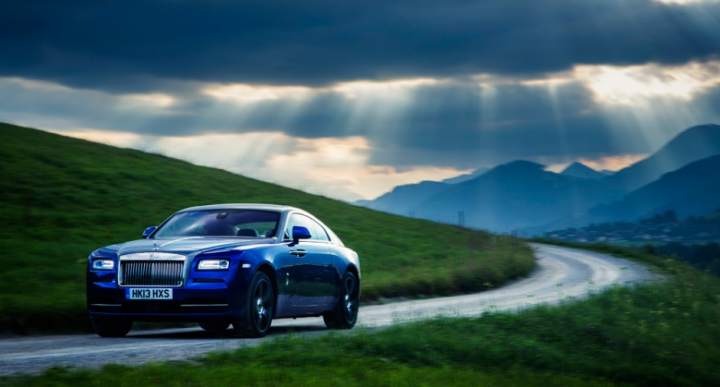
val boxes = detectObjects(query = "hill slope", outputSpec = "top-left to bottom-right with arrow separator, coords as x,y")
0,122 -> 534,333
441,167 -> 491,184
607,124 -> 720,191
608,154 -> 720,220
552,155 -> 720,228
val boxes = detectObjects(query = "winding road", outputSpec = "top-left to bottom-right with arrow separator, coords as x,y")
0,244 -> 660,376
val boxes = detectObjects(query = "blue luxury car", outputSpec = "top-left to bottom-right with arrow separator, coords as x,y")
87,204 -> 360,338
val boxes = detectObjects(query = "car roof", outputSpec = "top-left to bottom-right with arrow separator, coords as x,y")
177,203 -> 301,214
171,203 -> 343,246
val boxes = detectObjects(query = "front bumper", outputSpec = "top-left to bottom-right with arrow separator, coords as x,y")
87,279 -> 248,322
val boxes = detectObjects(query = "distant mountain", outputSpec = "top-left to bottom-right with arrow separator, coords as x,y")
355,166 -> 490,213
356,123 -> 720,233
606,124 -> 720,191
358,180 -> 451,214
553,155 -> 720,227
411,160 -> 624,232
599,170 -> 616,176
560,162 -> 606,180
441,167 -> 490,184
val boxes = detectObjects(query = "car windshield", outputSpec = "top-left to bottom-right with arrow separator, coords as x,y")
153,210 -> 280,238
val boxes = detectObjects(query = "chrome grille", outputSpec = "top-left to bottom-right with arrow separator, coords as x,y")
119,261 -> 184,287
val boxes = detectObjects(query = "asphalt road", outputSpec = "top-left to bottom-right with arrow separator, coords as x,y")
0,244 -> 660,376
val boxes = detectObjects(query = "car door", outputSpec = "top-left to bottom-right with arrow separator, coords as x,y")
284,213 -> 334,307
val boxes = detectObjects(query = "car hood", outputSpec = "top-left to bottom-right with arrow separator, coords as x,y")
116,237 -> 275,256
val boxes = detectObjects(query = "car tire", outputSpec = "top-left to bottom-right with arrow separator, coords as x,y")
91,319 -> 133,337
233,271 -> 274,338
323,271 -> 359,329
198,322 -> 230,331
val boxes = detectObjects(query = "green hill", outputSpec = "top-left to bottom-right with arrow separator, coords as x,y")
0,122 -> 534,333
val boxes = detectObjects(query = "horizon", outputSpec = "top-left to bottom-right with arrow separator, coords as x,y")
43,121 -> 712,200
2,1 -> 720,200
10,120 -> 657,200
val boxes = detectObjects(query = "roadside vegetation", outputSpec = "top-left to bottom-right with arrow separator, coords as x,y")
542,209 -> 720,276
0,122 -> 534,334
4,243 -> 720,386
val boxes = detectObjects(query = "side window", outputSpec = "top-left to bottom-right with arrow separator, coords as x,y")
310,220 -> 330,242
284,214 -> 315,240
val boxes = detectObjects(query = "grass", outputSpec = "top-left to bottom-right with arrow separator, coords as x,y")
5,242 -> 720,386
3,123 -> 719,385
0,122 -> 534,334
4,363 -> 615,387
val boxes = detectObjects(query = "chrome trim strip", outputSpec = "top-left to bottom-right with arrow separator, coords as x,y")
120,252 -> 186,261
180,304 -> 229,307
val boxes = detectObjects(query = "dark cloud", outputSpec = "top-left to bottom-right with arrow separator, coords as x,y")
9,71 -> 716,171
1,0 -> 719,92
3,0 -> 720,182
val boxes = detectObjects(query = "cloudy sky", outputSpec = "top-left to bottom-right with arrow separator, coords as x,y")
2,0 -> 720,200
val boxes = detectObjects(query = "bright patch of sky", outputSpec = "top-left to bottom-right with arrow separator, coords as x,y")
203,78 -> 440,104
545,154 -> 650,173
203,84 -> 314,102
119,93 -> 176,108
506,61 -> 720,105
578,154 -> 651,172
331,78 -> 440,99
574,62 -> 720,105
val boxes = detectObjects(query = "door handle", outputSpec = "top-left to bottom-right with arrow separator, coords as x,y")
289,249 -> 306,257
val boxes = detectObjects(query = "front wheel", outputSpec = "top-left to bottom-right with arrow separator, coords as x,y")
91,319 -> 133,337
233,271 -> 274,338
323,271 -> 359,329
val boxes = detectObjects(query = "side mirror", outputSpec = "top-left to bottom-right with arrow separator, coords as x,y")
142,226 -> 157,239
292,226 -> 312,244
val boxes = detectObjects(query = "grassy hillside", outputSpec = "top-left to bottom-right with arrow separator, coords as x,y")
0,122 -> 534,333
4,245 -> 720,386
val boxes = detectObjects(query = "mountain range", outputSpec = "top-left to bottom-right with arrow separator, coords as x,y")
355,124 -> 720,233
605,124 -> 720,192
550,154 -> 720,229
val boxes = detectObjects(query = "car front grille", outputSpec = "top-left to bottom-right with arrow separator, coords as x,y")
119,261 -> 185,287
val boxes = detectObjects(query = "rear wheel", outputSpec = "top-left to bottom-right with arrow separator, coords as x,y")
91,319 -> 133,337
233,271 -> 274,338
198,322 -> 230,331
323,272 -> 359,329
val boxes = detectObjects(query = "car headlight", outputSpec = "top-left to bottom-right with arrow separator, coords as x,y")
198,259 -> 230,270
92,259 -> 114,270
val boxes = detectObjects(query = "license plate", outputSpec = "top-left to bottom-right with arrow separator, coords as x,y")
127,288 -> 173,300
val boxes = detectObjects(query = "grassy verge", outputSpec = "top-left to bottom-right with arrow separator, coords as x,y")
5,245 -> 720,386
4,363 -> 614,387
0,122 -> 534,334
